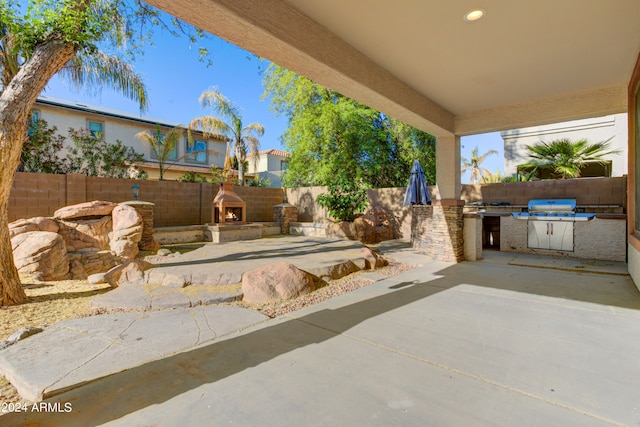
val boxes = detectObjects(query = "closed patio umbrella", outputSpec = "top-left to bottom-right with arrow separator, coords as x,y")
403,159 -> 431,206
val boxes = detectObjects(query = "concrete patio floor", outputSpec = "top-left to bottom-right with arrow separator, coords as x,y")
1,243 -> 639,426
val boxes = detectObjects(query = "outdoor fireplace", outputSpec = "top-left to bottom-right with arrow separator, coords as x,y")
212,182 -> 246,224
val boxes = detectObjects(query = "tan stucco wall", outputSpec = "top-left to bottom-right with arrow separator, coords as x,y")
34,102 -> 227,175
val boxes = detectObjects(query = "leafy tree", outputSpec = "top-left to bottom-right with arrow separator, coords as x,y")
521,138 -> 620,179
461,146 -> 498,184
178,171 -> 208,183
247,175 -> 272,187
189,88 -> 264,186
0,0 -> 207,305
20,119 -> 144,178
66,128 -> 145,178
19,119 -> 67,174
135,125 -> 183,180
262,64 -> 436,189
317,177 -> 368,222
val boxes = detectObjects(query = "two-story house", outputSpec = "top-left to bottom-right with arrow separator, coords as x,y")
33,96 -> 228,180
246,148 -> 290,187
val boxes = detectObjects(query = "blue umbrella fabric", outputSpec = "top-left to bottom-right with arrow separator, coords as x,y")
403,160 -> 431,206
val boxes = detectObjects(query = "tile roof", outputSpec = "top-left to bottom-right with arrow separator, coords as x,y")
251,148 -> 290,158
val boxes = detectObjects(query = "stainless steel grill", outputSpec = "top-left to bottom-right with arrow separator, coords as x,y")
511,199 -> 595,222
511,199 -> 595,251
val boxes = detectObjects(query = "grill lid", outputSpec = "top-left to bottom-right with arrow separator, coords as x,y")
527,199 -> 576,213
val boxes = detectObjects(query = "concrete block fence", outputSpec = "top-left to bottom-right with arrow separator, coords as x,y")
9,173 -> 626,231
8,173 -> 283,227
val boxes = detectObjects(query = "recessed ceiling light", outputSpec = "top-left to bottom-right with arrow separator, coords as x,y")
464,9 -> 486,22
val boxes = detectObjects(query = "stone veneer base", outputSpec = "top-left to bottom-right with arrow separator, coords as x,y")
411,203 -> 464,262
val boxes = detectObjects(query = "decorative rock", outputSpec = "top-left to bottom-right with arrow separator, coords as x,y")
0,327 -> 44,350
157,248 -> 172,256
54,200 -> 117,220
11,231 -> 69,281
67,250 -> 118,279
309,260 -> 360,281
112,204 -> 142,231
324,208 -> 393,244
87,273 -> 107,285
109,204 -> 143,259
104,260 -> 152,288
9,217 -> 59,238
358,247 -> 388,270
57,216 -> 112,252
242,261 -> 318,303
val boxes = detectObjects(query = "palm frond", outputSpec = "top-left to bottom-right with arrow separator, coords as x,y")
59,53 -> 149,112
198,88 -> 241,121
243,122 -> 265,137
524,137 -> 620,179
189,115 -> 230,139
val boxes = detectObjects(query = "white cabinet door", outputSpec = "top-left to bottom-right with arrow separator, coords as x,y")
527,221 -> 548,249
527,221 -> 574,251
547,221 -> 573,251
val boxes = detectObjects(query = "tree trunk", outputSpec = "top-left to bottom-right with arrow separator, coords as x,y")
0,37 -> 76,306
236,145 -> 245,186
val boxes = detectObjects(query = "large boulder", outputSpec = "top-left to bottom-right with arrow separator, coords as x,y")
354,208 -> 393,244
324,208 -> 394,244
242,261 -> 319,303
11,231 -> 69,281
104,259 -> 153,288
67,250 -> 119,279
359,247 -> 388,270
109,204 -> 143,259
9,217 -> 59,239
54,200 -> 117,220
57,216 -> 112,252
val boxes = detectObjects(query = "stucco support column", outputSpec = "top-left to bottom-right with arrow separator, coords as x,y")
435,134 -> 461,200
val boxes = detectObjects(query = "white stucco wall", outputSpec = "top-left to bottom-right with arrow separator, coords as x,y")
501,114 -> 628,178
247,151 -> 288,187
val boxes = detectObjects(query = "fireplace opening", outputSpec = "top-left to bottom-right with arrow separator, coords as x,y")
225,207 -> 243,222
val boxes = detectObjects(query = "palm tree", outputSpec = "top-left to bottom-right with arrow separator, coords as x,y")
522,138 -> 620,179
135,125 -> 184,180
461,146 -> 498,184
189,88 -> 264,186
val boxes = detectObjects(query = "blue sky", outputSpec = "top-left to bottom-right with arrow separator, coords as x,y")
43,28 -> 503,184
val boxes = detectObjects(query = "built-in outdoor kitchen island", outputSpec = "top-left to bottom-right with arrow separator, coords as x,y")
462,177 -> 627,262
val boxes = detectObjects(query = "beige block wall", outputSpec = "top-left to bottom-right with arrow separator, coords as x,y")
461,176 -> 626,208
8,172 -> 67,219
9,173 -> 282,227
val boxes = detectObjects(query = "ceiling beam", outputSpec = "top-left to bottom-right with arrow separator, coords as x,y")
145,0 -> 455,136
455,83 -> 628,136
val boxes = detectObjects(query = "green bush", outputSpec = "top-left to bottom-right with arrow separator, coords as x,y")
317,178 -> 368,222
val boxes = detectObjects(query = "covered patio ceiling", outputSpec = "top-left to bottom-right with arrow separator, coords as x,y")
146,0 -> 640,137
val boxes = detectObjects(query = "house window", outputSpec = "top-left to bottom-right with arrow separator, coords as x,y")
87,120 -> 104,139
28,110 -> 40,136
281,160 -> 289,171
186,139 -> 207,163
151,134 -> 178,160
